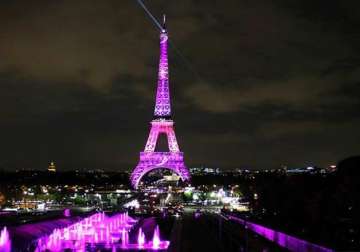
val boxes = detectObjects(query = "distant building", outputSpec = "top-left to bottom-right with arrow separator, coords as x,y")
285,166 -> 323,175
189,167 -> 203,175
189,166 -> 222,175
163,174 -> 180,181
48,161 -> 56,172
204,167 -> 215,174
327,165 -> 337,173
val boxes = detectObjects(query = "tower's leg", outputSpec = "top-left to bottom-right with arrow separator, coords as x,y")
132,120 -> 190,188
166,126 -> 180,152
144,124 -> 159,152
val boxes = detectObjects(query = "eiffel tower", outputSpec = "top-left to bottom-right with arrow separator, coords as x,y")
130,16 -> 190,189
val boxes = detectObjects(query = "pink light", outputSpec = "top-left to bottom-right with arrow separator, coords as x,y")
0,227 -> 11,252
152,225 -> 161,249
35,212 -> 136,251
227,215 -> 334,252
131,19 -> 190,189
119,225 -> 170,250
131,150 -> 190,188
121,228 -> 128,247
144,120 -> 180,153
63,208 -> 71,217
137,228 -> 146,247
34,212 -> 170,251
154,31 -> 171,117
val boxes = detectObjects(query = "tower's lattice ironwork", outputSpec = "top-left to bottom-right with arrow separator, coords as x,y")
130,18 -> 190,189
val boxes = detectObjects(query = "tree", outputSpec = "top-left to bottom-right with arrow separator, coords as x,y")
0,192 -> 5,206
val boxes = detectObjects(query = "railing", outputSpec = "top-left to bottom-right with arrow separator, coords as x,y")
226,214 -> 334,252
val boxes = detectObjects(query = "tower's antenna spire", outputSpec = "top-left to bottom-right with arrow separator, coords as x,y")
162,14 -> 166,32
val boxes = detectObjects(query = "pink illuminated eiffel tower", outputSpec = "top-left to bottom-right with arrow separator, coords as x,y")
130,16 -> 190,189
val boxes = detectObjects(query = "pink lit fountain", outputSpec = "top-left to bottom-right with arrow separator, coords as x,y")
137,228 -> 145,248
63,208 -> 71,217
118,225 -> 169,250
34,212 -> 170,251
0,227 -> 11,252
150,225 -> 169,250
35,212 -> 136,251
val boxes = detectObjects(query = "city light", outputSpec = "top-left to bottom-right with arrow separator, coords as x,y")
124,199 -> 140,209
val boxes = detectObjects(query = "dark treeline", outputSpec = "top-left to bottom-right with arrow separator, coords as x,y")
191,157 -> 360,250
0,170 -> 130,187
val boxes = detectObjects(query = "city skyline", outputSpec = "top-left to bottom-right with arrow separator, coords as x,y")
0,1 -> 359,171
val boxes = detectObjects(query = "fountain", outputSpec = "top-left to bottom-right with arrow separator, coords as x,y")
63,208 -> 71,217
0,227 -> 11,252
116,224 -> 169,250
34,212 -> 170,251
152,225 -> 161,249
35,212 -> 135,251
137,228 -> 145,247
121,228 -> 128,247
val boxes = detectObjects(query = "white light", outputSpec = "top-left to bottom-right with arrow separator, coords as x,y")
124,199 -> 140,209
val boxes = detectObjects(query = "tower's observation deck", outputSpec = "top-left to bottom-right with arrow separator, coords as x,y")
130,17 -> 190,189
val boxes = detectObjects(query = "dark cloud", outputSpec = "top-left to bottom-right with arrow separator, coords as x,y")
0,0 -> 359,170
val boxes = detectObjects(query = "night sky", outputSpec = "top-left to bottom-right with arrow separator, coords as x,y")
0,0 -> 359,171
